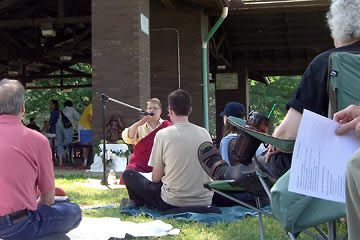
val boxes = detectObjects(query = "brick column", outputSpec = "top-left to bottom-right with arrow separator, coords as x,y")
150,1 -> 206,126
92,0 -> 150,142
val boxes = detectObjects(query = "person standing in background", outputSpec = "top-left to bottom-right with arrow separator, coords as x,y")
49,100 -> 60,134
56,100 -> 80,166
78,103 -> 92,166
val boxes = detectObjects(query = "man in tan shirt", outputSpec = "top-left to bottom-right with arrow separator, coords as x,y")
122,89 -> 213,211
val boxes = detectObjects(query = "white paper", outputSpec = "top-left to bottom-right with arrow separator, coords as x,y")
140,172 -> 152,181
67,218 -> 180,239
288,109 -> 360,203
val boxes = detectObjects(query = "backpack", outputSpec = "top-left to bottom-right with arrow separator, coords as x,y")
61,111 -> 72,129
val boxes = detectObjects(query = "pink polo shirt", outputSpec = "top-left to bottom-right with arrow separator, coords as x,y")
0,115 -> 54,215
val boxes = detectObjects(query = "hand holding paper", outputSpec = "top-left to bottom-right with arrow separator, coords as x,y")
333,104 -> 360,136
289,109 -> 360,203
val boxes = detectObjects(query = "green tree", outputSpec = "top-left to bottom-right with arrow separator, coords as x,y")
209,83 -> 217,138
249,76 -> 301,129
24,64 -> 92,124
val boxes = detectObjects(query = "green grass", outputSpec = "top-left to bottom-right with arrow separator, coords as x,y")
55,174 -> 347,240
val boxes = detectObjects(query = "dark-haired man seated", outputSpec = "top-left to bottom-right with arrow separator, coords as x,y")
122,89 -> 214,211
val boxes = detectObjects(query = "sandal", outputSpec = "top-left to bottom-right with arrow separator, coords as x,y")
198,142 -> 227,180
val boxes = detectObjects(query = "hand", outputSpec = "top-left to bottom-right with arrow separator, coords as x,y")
265,144 -> 280,163
333,105 -> 360,136
137,115 -> 152,126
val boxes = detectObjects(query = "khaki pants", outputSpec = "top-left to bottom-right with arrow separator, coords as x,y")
346,149 -> 360,240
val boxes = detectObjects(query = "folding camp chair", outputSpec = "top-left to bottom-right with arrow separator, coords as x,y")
205,51 -> 360,240
204,117 -> 298,240
271,51 -> 360,240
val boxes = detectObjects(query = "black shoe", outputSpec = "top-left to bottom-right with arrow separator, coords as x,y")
253,151 -> 292,183
229,164 -> 274,197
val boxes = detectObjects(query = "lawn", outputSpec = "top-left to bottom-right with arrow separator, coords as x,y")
55,174 -> 347,240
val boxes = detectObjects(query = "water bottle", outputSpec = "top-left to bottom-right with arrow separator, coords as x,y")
107,170 -> 116,184
233,111 -> 270,165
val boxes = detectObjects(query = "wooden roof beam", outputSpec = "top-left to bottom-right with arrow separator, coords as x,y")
227,4 -> 329,14
248,71 -> 268,84
161,0 -> 178,10
0,16 -> 91,28
232,41 -> 332,50
45,62 -> 91,78
26,83 -> 91,90
0,0 -> 26,10
235,0 -> 330,10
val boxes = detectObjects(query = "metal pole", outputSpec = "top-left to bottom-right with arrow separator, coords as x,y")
99,94 -> 108,186
201,7 -> 228,131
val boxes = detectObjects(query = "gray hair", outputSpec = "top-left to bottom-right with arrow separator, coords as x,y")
327,0 -> 360,45
0,79 -> 25,115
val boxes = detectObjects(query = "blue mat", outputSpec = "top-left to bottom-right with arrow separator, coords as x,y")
120,205 -> 271,225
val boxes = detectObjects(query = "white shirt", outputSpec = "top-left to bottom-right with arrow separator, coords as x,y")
56,106 -> 81,126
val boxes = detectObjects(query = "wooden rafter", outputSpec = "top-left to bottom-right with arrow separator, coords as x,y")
41,28 -> 91,60
161,0 -> 178,10
26,84 -> 91,90
45,62 -> 91,78
237,0 -> 330,10
0,0 -> 27,10
0,16 -> 91,28
0,30 -> 29,58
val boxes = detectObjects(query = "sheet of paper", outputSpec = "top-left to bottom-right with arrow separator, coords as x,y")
67,218 -> 179,239
288,109 -> 360,203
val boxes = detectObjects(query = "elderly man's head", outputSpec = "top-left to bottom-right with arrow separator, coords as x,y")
327,0 -> 360,46
0,79 -> 25,116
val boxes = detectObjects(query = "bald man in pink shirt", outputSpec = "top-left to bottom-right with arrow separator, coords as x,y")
0,79 -> 82,240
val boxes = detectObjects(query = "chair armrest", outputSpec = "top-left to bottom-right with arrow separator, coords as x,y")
204,180 -> 246,192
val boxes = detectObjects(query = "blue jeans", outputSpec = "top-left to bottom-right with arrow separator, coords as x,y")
0,203 -> 82,240
56,125 -> 73,155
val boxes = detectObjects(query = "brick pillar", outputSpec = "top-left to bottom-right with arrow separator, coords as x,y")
215,63 -> 248,140
92,0 -> 150,142
150,1 -> 206,126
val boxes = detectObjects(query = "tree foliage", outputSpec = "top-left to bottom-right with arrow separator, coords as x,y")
24,64 -> 92,124
249,76 -> 301,129
208,76 -> 300,137
209,83 -> 217,138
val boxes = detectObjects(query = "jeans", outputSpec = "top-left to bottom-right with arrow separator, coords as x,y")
0,203 -> 82,240
122,169 -> 177,211
56,125 -> 73,155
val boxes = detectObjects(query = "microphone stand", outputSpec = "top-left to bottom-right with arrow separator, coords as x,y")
95,92 -> 153,186
97,93 -> 109,186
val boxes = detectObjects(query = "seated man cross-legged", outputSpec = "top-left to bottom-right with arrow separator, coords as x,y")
120,98 -> 172,184
122,89 -> 214,212
0,79 -> 82,240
